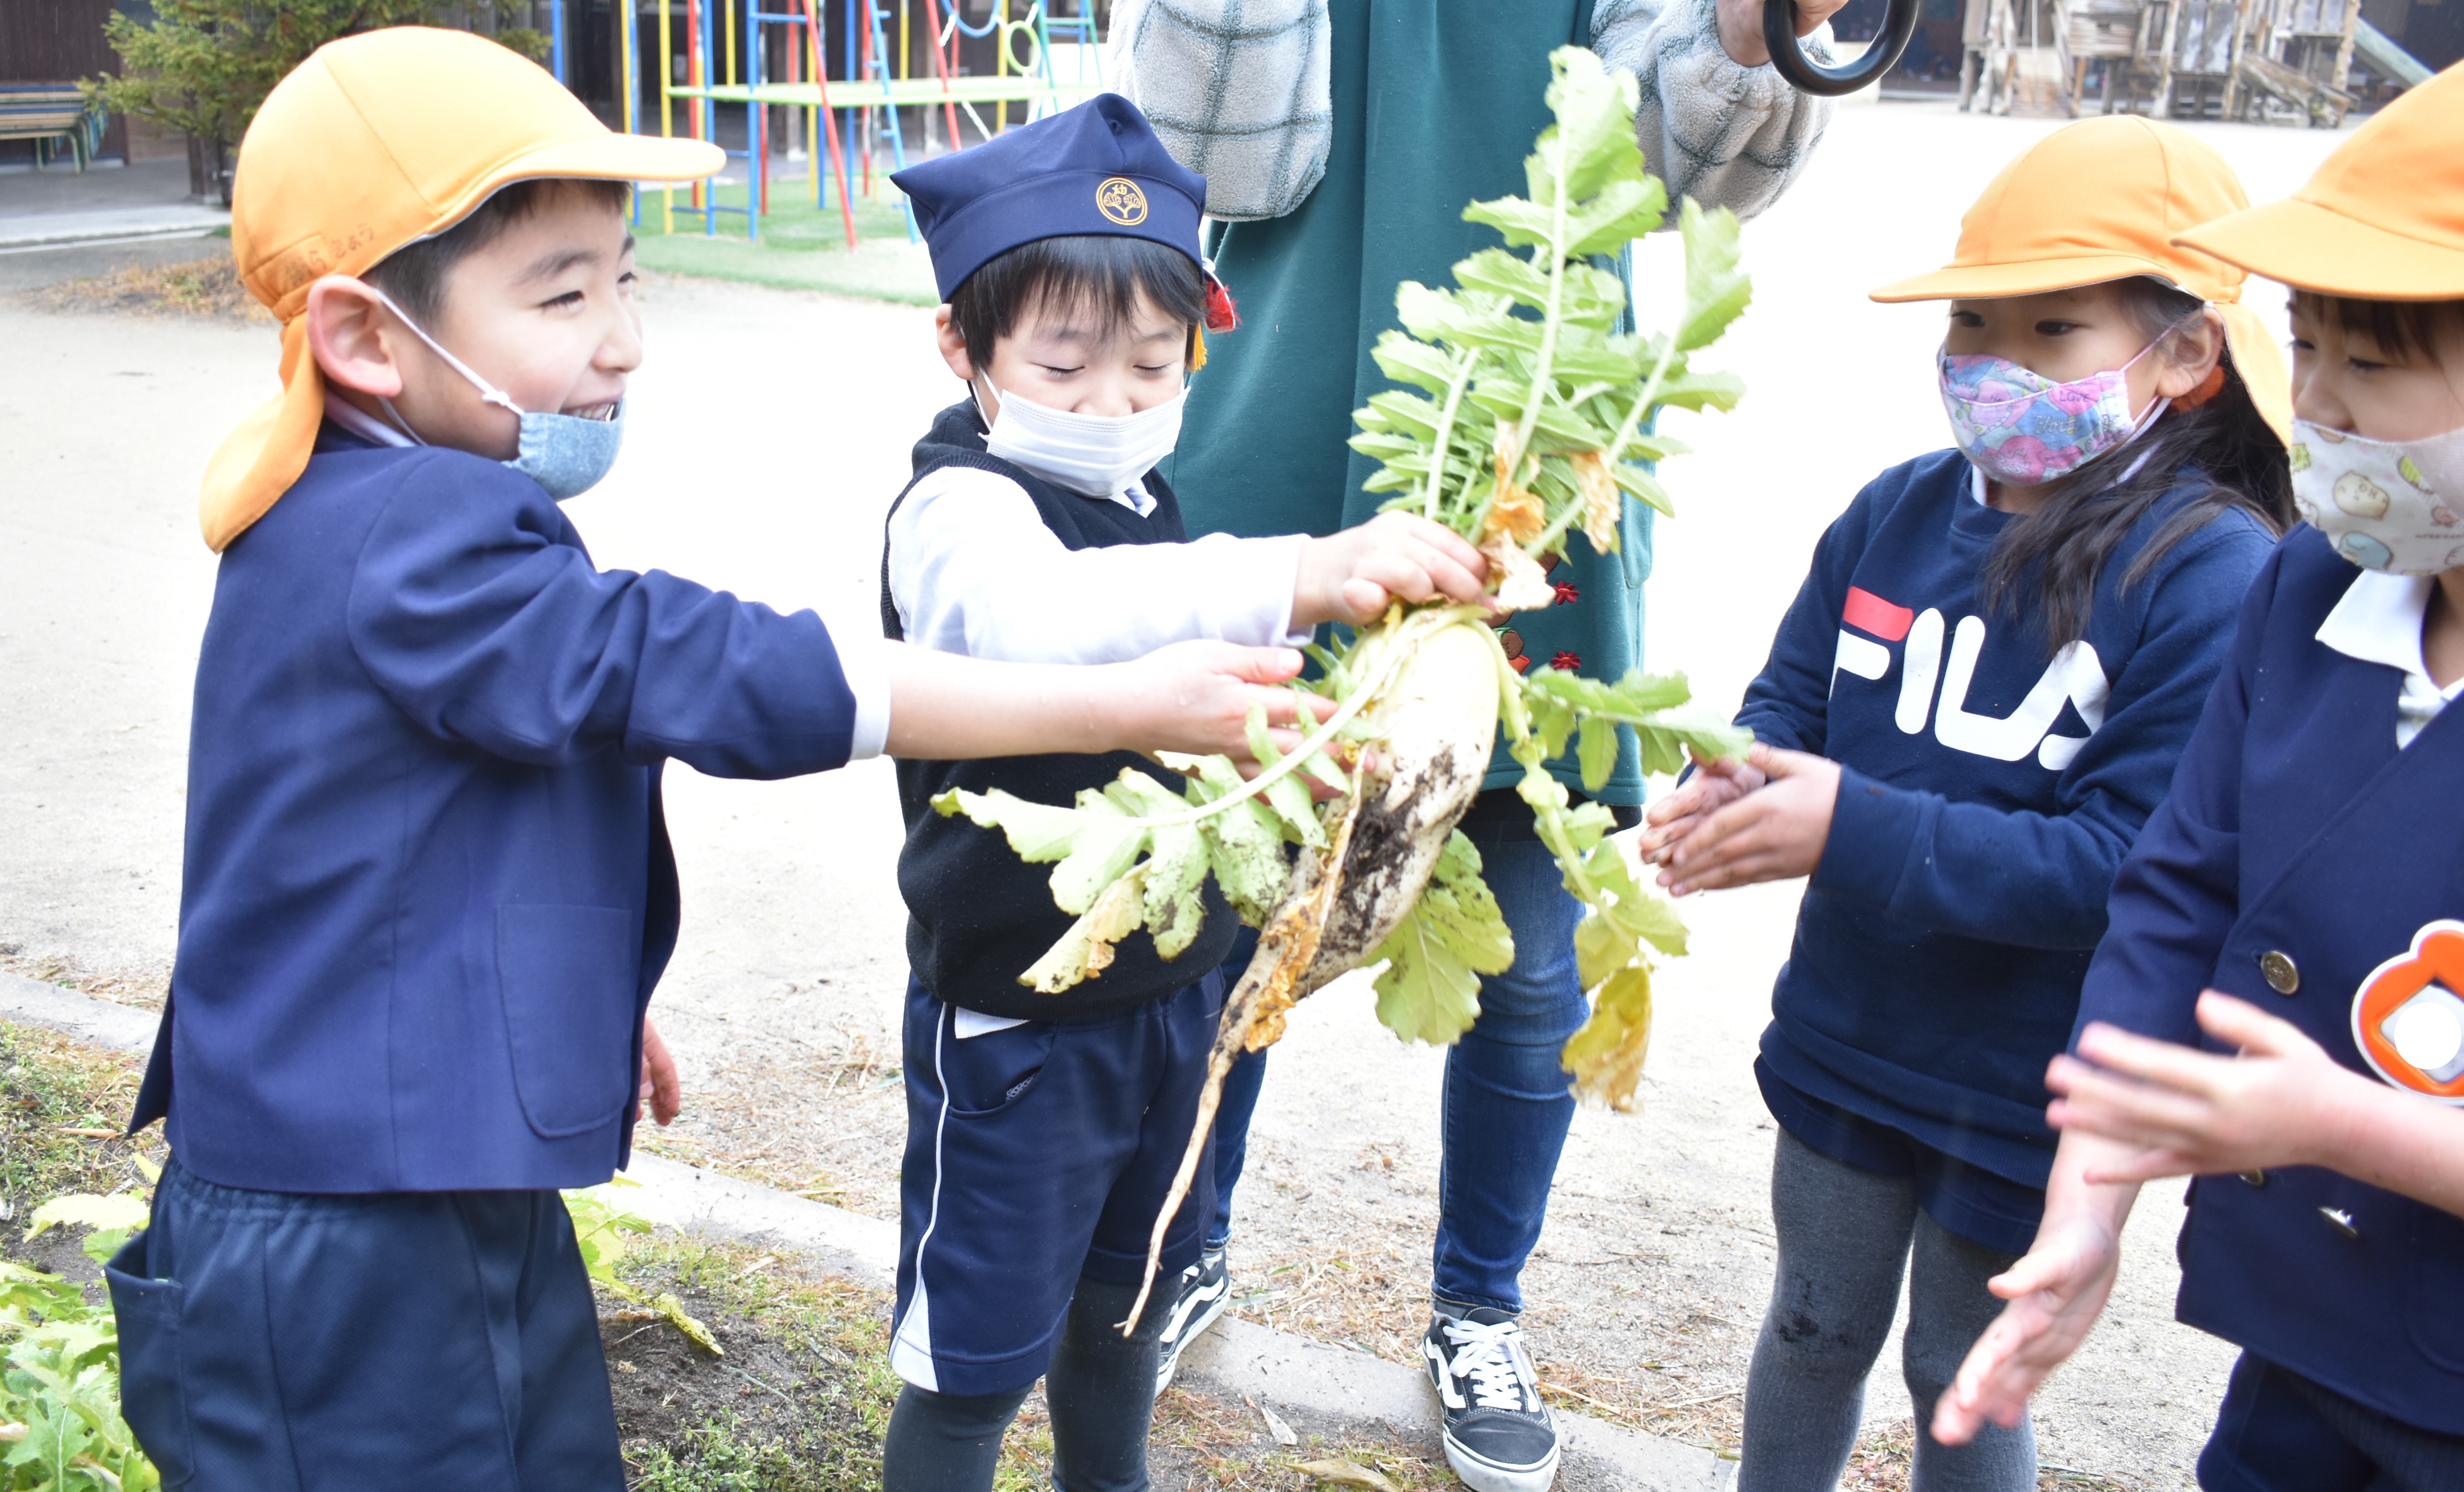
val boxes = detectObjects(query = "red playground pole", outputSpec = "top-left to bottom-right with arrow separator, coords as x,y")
796,0 -> 861,250
921,0 -> 962,151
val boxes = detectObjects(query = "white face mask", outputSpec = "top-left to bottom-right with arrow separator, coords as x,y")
975,377 -> 1185,499
2290,417 -> 2464,575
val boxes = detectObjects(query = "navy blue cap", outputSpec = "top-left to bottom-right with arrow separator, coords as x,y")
891,94 -> 1207,302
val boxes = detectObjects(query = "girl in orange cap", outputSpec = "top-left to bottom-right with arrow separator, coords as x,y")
1640,116 -> 2293,1490
1938,66 -> 2464,1492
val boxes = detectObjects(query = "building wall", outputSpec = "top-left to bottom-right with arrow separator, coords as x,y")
1,0 -> 133,163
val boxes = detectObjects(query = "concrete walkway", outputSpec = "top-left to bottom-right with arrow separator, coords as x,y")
0,969 -> 1733,1490
0,157 -> 227,290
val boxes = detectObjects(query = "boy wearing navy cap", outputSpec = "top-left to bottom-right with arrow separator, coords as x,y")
102,32 -> 1322,1492
880,96 -> 1490,1491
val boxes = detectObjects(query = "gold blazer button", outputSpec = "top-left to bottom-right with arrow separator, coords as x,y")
2260,950 -> 2300,996
2319,1206 -> 2360,1240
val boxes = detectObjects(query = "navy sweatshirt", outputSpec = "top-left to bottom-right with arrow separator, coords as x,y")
1737,449 -> 2274,1185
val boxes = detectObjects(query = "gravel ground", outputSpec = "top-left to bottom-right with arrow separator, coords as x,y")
0,99 -> 2365,1488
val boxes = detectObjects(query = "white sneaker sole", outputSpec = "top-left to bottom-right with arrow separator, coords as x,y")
1440,1434 -> 1561,1492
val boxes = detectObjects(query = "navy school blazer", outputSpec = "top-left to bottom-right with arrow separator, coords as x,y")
135,428 -> 861,1194
2078,526 -> 2464,1433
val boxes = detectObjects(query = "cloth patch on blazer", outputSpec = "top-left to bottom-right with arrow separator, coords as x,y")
2352,919 -> 2464,1103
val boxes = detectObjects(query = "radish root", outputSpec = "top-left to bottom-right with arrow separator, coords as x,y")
1120,782 -> 1370,1332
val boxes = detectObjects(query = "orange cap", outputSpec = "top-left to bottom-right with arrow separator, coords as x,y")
1871,116 -> 2289,444
201,27 -> 721,551
2176,62 -> 2464,301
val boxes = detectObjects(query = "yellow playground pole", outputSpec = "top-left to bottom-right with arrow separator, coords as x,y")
724,0 -> 737,88
659,0 -> 674,233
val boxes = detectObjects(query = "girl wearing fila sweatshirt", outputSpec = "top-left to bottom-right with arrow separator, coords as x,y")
1639,119 -> 2295,1492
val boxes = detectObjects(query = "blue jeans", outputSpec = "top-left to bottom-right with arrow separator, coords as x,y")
1205,832 -> 1589,1313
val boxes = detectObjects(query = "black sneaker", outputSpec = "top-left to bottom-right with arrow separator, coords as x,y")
1421,1305 -> 1559,1492
1154,1245 -> 1231,1395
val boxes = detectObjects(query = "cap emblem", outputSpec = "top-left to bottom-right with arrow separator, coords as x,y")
1096,176 -> 1148,226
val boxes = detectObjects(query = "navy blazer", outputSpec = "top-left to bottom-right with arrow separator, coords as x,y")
2079,527 -> 2464,1433
137,429 -> 861,1194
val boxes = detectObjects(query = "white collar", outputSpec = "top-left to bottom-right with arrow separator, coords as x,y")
323,390 -> 415,449
2316,569 -> 2435,679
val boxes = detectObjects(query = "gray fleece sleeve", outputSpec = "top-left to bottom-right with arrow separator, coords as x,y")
1592,0 -> 1835,225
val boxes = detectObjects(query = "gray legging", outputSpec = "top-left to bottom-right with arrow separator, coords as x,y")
1739,1129 -> 2039,1492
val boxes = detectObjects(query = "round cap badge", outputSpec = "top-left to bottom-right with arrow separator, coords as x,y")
1097,176 -> 1148,226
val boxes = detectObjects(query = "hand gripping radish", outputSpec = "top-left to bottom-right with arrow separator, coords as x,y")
931,47 -> 1757,1327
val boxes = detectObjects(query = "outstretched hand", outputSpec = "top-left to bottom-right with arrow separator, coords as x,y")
2048,994 -> 2361,1185
1642,743 -> 1838,895
1105,640 -> 1337,761
1931,1212 -> 2125,1444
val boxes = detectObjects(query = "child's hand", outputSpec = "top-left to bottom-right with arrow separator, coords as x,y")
1638,749 -> 1765,862
1295,513 -> 1491,626
1650,743 -> 1838,894
1931,1211 -> 2125,1444
1104,640 -> 1335,759
2048,994 -> 2365,1184
638,1017 -> 682,1126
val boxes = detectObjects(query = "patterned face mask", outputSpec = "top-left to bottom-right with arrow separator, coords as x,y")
1939,336 -> 2173,488
2290,418 -> 2464,575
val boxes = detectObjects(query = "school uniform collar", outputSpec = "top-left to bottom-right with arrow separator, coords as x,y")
322,391 -> 415,448
2317,569 -> 2433,676
2316,568 -> 2464,745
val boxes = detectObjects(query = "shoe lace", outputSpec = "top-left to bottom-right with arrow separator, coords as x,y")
1441,1318 -> 1535,1412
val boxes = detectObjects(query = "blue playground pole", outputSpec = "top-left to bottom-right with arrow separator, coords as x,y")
745,0 -> 762,240
625,0 -> 643,225
844,0 -> 861,208
550,0 -> 568,85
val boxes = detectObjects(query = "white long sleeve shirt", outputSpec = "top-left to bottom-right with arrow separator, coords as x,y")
885,462 -> 1311,665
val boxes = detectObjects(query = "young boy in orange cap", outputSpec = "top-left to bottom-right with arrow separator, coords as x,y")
99,27 -> 1330,1490
1936,64 -> 2464,1491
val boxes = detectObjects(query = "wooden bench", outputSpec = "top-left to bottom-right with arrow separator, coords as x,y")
0,84 -> 110,171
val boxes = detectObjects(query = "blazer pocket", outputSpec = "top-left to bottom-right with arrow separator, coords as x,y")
496,904 -> 640,1137
105,1233 -> 195,1488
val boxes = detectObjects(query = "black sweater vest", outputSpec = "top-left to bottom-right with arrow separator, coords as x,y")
881,399 -> 1240,1020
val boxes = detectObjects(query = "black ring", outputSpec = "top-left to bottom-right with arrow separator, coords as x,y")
1761,0 -> 1923,96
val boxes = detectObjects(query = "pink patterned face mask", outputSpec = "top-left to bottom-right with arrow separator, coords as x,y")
1939,337 -> 2171,487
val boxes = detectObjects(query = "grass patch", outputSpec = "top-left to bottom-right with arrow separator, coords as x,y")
0,1023 -> 1470,1489
630,188 -> 938,305
26,254 -> 268,321
0,1022 -> 158,1278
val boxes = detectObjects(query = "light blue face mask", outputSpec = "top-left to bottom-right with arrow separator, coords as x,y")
365,287 -> 626,500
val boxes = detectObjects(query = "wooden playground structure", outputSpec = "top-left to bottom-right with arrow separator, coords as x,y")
1958,0 -> 2428,123
611,0 -> 1105,245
